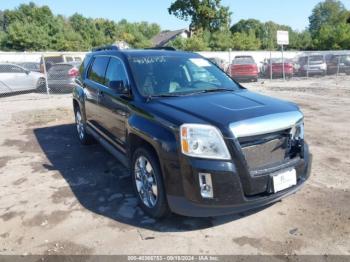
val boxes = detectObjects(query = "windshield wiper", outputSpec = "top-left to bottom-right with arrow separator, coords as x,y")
146,93 -> 181,102
188,88 -> 234,95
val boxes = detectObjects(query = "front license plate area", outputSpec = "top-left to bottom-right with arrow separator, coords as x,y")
272,169 -> 297,193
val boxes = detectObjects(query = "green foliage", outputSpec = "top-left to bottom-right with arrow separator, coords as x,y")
168,0 -> 231,32
0,0 -> 349,51
209,30 -> 233,50
231,31 -> 261,50
169,32 -> 210,51
0,2 -> 161,51
309,0 -> 350,49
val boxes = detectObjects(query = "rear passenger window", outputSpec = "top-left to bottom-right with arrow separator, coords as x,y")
88,56 -> 110,85
105,57 -> 128,89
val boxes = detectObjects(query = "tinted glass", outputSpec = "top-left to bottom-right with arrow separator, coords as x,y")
49,64 -> 73,72
79,54 -> 92,76
18,63 -> 40,71
88,56 -> 110,85
233,57 -> 255,64
128,55 -> 240,96
105,57 -> 128,90
309,56 -> 324,63
0,65 -> 24,73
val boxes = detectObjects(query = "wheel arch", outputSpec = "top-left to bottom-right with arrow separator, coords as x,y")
127,115 -> 179,183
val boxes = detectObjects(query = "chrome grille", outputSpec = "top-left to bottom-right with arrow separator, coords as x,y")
241,136 -> 290,171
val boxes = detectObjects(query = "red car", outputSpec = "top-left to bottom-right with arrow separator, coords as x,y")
229,56 -> 258,82
264,59 -> 294,78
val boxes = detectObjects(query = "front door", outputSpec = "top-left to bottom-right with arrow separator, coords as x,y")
98,57 -> 130,152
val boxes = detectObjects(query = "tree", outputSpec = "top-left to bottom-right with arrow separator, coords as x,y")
168,0 -> 231,32
169,32 -> 210,51
230,19 -> 263,38
209,29 -> 233,50
231,31 -> 261,50
309,0 -> 348,37
309,0 -> 350,49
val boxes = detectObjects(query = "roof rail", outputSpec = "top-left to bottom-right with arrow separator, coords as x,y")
146,46 -> 176,51
92,45 -> 120,52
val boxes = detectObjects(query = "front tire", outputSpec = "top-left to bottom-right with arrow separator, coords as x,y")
131,147 -> 169,218
36,77 -> 46,92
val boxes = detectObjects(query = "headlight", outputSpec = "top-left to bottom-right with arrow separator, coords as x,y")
180,124 -> 231,160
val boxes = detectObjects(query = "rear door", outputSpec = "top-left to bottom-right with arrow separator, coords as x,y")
98,56 -> 130,151
84,56 -> 110,129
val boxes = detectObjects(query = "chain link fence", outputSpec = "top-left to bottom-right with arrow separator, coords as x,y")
199,50 -> 350,82
0,50 -> 349,100
0,52 -> 85,99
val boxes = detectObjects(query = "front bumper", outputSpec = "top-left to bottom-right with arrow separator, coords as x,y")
166,143 -> 312,217
299,69 -> 326,75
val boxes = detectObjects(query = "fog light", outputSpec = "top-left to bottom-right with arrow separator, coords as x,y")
199,173 -> 213,199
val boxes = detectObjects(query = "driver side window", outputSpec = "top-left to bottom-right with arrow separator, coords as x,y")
105,57 -> 128,92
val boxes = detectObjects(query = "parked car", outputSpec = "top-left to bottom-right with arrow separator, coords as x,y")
326,54 -> 350,75
73,46 -> 311,218
16,62 -> 41,73
208,57 -> 228,71
47,62 -> 81,92
229,56 -> 258,82
298,55 -> 327,76
264,58 -> 294,78
0,63 -> 45,95
40,54 -> 84,73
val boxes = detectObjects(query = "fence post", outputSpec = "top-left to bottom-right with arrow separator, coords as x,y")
42,55 -> 50,96
228,48 -> 232,77
306,53 -> 310,79
270,51 -> 272,80
281,44 -> 285,81
336,55 -> 340,78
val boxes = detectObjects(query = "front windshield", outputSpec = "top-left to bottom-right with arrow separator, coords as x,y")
127,55 -> 240,97
233,57 -> 254,64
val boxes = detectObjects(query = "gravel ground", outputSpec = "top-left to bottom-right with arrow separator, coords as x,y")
0,76 -> 349,255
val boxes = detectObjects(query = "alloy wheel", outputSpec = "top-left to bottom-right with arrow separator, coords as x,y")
76,111 -> 84,140
134,156 -> 158,208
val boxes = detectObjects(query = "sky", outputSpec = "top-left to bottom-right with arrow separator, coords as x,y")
1,0 -> 350,31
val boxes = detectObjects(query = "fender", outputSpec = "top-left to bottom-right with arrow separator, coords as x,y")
127,113 -> 182,196
72,85 -> 86,118
127,113 -> 178,160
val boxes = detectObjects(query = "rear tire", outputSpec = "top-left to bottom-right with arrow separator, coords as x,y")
74,107 -> 94,145
131,147 -> 169,218
36,77 -> 46,93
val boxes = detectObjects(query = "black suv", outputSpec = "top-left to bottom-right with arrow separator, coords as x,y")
73,46 -> 311,218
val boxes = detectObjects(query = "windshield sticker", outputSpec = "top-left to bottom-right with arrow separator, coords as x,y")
190,58 -> 211,67
129,56 -> 166,64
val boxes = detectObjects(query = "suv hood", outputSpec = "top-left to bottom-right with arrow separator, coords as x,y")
149,90 -> 300,136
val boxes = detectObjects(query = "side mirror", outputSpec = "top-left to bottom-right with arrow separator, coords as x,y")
25,70 -> 30,75
109,80 -> 129,95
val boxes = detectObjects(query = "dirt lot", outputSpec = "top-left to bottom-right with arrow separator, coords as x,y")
0,76 -> 349,256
